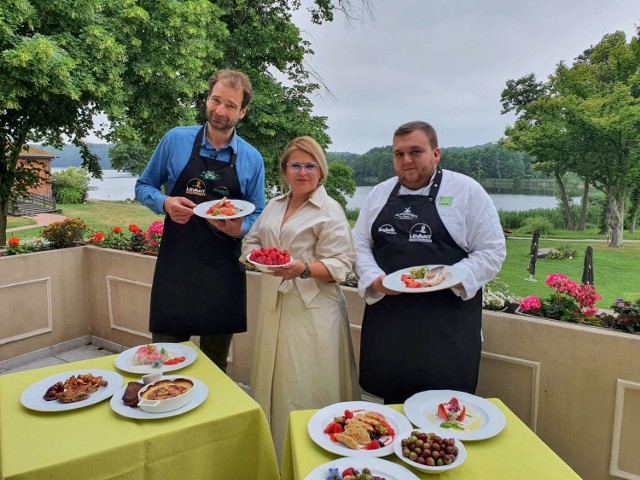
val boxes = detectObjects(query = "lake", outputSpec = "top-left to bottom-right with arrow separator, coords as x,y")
54,169 -> 569,212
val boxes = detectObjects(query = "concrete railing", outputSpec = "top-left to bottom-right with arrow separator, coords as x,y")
1,245 -> 639,480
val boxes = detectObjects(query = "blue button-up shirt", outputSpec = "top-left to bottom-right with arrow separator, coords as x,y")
135,124 -> 265,236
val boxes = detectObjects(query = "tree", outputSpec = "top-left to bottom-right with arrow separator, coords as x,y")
108,141 -> 153,177
324,160 -> 356,209
51,167 -> 91,204
501,30 -> 640,246
1,0 -> 374,245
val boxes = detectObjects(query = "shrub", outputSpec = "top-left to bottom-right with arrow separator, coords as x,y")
545,245 -> 577,260
599,297 -> 640,333
520,216 -> 554,234
51,167 -> 90,204
41,218 -> 89,248
345,208 -> 360,222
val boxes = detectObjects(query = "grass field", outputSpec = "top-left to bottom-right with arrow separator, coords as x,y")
6,201 -> 640,307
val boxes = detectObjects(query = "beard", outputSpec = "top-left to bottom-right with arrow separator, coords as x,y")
207,112 -> 237,133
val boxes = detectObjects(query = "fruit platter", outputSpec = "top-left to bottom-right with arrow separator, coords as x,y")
393,429 -> 467,474
304,457 -> 420,480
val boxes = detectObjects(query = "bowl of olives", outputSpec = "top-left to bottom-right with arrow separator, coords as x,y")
393,430 -> 467,474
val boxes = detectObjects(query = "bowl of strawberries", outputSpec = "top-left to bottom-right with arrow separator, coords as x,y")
248,247 -> 293,272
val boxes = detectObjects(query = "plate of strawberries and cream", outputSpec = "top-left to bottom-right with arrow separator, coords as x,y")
382,264 -> 466,293
403,390 -> 506,441
307,401 -> 413,458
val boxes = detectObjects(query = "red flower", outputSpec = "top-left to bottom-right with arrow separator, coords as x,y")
93,232 -> 105,242
112,227 -> 122,234
8,236 -> 20,247
128,224 -> 140,234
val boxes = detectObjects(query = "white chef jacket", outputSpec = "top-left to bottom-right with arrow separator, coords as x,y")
353,169 -> 506,304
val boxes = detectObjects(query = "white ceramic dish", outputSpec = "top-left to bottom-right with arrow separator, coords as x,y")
193,199 -> 255,220
307,401 -> 413,458
110,376 -> 208,419
137,376 -> 195,413
393,429 -> 467,474
20,369 -> 123,412
403,390 -> 506,441
304,456 -> 420,480
247,257 -> 293,273
382,265 -> 466,293
114,343 -> 197,374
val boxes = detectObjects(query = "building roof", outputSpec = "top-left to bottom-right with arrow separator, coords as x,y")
19,146 -> 57,159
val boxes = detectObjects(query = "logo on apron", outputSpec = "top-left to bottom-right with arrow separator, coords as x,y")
394,206 -> 418,220
378,224 -> 397,235
213,186 -> 230,197
200,170 -> 220,181
185,178 -> 207,197
409,223 -> 433,243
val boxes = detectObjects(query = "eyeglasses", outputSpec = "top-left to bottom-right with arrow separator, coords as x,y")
287,162 -> 320,173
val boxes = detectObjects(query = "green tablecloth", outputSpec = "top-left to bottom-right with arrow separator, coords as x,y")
281,399 -> 582,480
0,342 -> 279,480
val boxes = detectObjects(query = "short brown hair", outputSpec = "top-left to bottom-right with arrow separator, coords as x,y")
208,69 -> 253,109
394,121 -> 438,149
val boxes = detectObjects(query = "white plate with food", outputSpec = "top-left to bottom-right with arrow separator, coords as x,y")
114,343 -> 197,374
110,376 -> 208,419
403,390 -> 506,441
20,369 -> 123,412
304,456 -> 420,480
193,198 -> 255,220
393,429 -> 467,474
307,401 -> 413,458
247,257 -> 294,273
382,265 -> 466,293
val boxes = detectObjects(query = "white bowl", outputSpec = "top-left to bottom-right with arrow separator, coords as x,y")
137,376 -> 195,413
142,372 -> 162,385
393,429 -> 467,474
247,257 -> 293,273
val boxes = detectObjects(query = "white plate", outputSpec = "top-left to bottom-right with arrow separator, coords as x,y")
403,390 -> 506,441
247,257 -> 294,273
382,265 -> 466,293
193,199 -> 255,220
20,369 -> 123,412
307,401 -> 413,458
114,343 -> 198,374
393,430 -> 467,474
110,375 -> 208,419
304,456 -> 420,480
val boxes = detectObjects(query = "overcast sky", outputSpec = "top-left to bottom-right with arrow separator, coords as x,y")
292,0 -> 640,153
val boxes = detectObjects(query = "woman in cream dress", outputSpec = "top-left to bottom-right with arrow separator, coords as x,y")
241,136 -> 360,460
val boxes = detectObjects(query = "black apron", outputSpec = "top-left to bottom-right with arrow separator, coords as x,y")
149,126 -> 247,335
359,169 -> 482,402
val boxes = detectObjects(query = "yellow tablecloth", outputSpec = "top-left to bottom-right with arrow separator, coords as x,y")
0,343 -> 279,480
281,399 -> 582,480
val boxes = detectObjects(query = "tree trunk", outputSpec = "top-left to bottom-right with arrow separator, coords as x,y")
606,191 -> 626,248
0,198 -> 9,247
555,171 -> 575,230
630,210 -> 637,234
578,178 -> 589,231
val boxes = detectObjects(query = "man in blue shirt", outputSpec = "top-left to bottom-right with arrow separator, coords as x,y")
135,69 -> 265,372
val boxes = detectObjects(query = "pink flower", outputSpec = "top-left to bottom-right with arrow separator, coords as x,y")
520,295 -> 541,311
147,221 -> 164,236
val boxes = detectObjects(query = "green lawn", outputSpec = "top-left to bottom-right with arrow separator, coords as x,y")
6,217 -> 37,229
498,238 -> 640,308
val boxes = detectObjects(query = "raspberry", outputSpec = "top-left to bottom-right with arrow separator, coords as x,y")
365,439 -> 381,450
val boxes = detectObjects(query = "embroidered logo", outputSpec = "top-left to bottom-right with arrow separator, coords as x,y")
200,170 -> 220,181
213,186 -> 230,197
394,206 -> 418,220
409,223 -> 433,243
439,196 -> 453,207
185,178 -> 207,197
378,224 -> 397,235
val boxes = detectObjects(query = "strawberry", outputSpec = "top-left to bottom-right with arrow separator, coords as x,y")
323,421 -> 338,434
341,468 -> 355,477
364,439 -> 381,450
344,409 -> 354,419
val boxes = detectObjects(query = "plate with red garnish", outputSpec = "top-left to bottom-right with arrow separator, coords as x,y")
307,401 -> 412,458
382,265 -> 466,293
193,198 -> 255,220
403,390 -> 506,440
